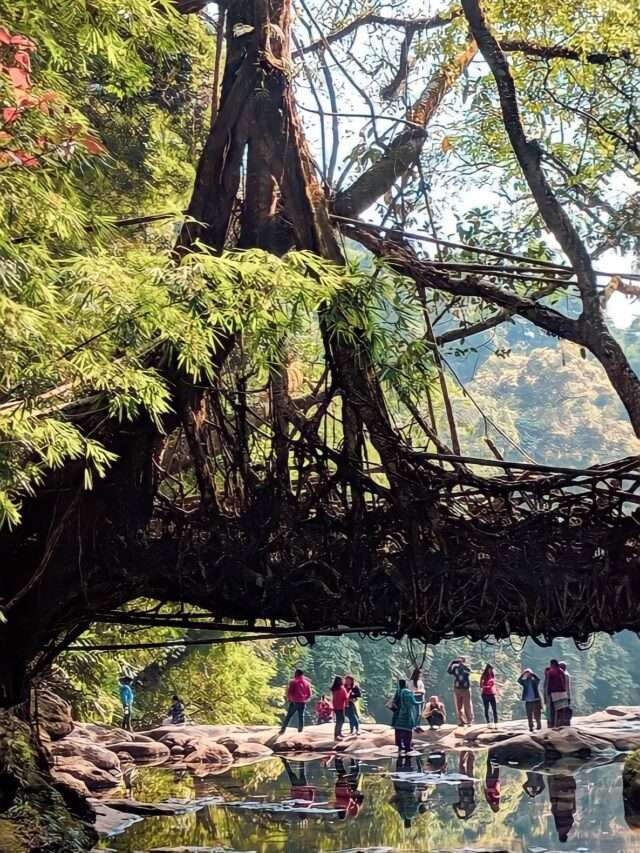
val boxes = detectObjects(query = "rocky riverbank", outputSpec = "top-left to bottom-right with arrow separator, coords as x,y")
40,695 -> 640,799
22,691 -> 640,848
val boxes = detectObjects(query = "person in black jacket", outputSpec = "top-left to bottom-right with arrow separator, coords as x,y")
344,675 -> 362,735
518,668 -> 542,732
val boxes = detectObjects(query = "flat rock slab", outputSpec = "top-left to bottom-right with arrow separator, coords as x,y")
90,801 -> 144,836
146,847 -> 257,852
100,799 -> 193,816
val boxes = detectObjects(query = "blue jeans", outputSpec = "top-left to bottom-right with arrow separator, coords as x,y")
281,702 -> 305,731
346,704 -> 360,733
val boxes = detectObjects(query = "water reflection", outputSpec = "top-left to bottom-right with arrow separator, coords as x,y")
99,749 -> 640,852
452,750 -> 476,820
549,771 -> 577,843
484,759 -> 501,813
332,757 -> 364,819
389,755 -> 427,828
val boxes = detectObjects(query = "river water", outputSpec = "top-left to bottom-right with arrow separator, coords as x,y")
98,750 -> 640,852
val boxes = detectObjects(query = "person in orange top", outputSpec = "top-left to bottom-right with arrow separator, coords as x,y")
331,676 -> 349,740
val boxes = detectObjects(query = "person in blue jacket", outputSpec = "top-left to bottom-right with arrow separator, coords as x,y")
390,679 -> 421,752
119,675 -> 135,732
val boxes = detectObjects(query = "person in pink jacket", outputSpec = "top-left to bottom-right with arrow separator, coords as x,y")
480,664 -> 498,725
331,676 -> 350,740
279,669 -> 312,733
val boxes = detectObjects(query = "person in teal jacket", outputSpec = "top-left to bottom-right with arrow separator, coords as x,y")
390,679 -> 420,752
119,676 -> 134,732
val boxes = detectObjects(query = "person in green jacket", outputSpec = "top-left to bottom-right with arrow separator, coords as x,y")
390,678 -> 420,752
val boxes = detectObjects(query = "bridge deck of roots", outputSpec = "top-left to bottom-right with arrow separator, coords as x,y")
138,448 -> 640,646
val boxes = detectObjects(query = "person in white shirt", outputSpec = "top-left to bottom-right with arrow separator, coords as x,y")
408,668 -> 426,732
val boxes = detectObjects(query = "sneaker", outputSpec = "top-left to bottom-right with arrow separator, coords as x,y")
279,728 -> 285,735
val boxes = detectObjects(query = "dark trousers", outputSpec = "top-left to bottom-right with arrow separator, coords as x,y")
395,728 -> 412,751
526,700 -> 542,730
334,709 -> 345,738
428,710 -> 444,728
281,701 -> 305,732
122,706 -> 132,732
346,705 -> 359,733
482,694 -> 498,724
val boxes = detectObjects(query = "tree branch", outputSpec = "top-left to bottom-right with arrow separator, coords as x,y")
333,41 -> 477,218
436,309 -> 513,345
461,0 -> 598,307
500,39 -> 633,66
461,0 -> 640,438
293,10 -> 461,57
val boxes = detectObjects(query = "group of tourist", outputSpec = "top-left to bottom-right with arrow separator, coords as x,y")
278,656 -> 575,755
118,675 -> 186,731
439,657 -> 573,731
279,669 -> 362,739
120,656 -> 573,746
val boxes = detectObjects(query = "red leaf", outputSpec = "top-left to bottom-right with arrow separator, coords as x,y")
2,106 -> 18,124
7,148 -> 39,167
6,65 -> 31,91
0,27 -> 11,45
9,34 -> 37,51
80,135 -> 107,155
13,51 -> 32,71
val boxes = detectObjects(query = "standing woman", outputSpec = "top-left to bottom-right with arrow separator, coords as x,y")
408,668 -> 426,732
344,675 -> 362,735
331,676 -> 349,740
480,664 -> 498,726
390,679 -> 420,753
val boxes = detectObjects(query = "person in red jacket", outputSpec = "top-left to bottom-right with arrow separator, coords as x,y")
331,676 -> 349,740
480,664 -> 498,726
279,669 -> 312,734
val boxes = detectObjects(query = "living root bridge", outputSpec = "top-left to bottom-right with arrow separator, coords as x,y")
101,456 -> 640,647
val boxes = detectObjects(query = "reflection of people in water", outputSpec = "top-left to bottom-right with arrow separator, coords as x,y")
522,771 -> 546,798
453,750 -> 476,820
282,758 -> 315,806
484,759 -> 501,812
549,773 -> 577,843
425,749 -> 446,775
390,754 -> 427,828
332,757 -> 364,819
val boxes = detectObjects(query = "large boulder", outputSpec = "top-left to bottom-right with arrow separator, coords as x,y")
51,771 -> 91,798
489,734 -> 546,764
183,740 -> 233,765
271,732 -> 334,753
35,690 -> 73,740
52,756 -> 122,791
233,741 -> 273,758
607,706 -> 640,718
157,730 -> 199,752
143,724 -> 243,742
107,740 -> 170,762
532,727 -> 614,757
624,751 -> 640,829
51,738 -> 121,773
578,727 -> 640,752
